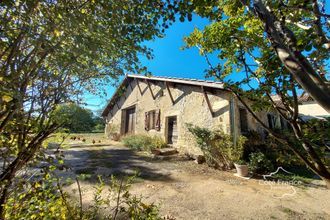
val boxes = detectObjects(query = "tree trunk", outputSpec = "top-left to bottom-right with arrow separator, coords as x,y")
250,0 -> 330,112
0,154 -> 28,218
233,91 -> 330,188
289,123 -> 330,188
0,129 -> 55,217
0,180 -> 11,219
311,165 -> 330,189
322,178 -> 330,189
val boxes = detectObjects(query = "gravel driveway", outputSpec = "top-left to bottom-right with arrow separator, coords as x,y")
62,143 -> 330,220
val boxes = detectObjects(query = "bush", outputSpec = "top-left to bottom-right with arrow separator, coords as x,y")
4,177 -> 69,219
249,152 -> 274,174
93,123 -> 105,133
122,134 -> 167,151
150,135 -> 168,149
52,103 -> 95,133
4,172 -> 161,220
187,124 -> 246,170
242,131 -> 303,167
105,124 -> 120,140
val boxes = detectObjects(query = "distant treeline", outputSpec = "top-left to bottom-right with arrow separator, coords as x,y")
53,103 -> 105,133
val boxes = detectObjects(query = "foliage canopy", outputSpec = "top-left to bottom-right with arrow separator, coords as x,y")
178,0 -> 330,186
0,0 -> 178,217
53,103 -> 104,133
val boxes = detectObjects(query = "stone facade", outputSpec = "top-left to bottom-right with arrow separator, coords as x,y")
103,75 -> 261,155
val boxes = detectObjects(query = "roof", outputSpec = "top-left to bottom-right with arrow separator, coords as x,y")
296,93 -> 314,102
102,74 -> 225,117
271,93 -> 314,105
128,74 -> 224,89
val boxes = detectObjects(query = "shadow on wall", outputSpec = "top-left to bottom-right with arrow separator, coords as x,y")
213,105 -> 229,118
173,89 -> 191,105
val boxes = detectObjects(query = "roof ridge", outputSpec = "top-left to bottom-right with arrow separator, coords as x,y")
127,74 -> 222,84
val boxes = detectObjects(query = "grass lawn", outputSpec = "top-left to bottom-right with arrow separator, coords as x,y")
46,132 -> 118,147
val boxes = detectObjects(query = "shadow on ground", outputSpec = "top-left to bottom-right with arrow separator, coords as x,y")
63,145 -> 176,184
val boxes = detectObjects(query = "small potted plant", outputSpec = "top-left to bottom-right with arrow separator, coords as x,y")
228,135 -> 249,177
234,159 -> 249,177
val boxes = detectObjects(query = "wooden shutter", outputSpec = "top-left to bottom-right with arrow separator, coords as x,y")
155,109 -> 161,131
145,112 -> 149,131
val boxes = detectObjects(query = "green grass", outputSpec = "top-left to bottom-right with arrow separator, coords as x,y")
271,166 -> 318,185
280,207 -> 304,218
45,132 -> 125,150
45,132 -> 108,145
273,174 -> 314,185
281,207 -> 294,214
65,133 -> 107,143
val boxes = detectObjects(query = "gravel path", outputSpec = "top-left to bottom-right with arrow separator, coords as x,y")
62,143 -> 330,220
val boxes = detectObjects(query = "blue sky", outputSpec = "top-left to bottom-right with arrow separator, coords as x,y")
84,15 -> 213,113
84,3 -> 330,114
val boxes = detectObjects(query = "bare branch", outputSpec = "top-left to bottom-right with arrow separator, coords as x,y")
312,0 -> 329,45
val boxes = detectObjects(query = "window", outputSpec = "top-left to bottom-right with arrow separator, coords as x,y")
145,109 -> 160,131
267,114 -> 275,130
239,108 -> 248,133
280,116 -> 288,129
149,110 -> 156,129
268,114 -> 288,130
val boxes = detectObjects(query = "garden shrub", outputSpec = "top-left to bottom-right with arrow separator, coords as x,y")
301,117 -> 330,166
150,135 -> 168,149
93,123 -> 105,133
105,124 -> 120,141
4,176 -> 69,219
248,152 -> 274,174
242,131 -> 304,167
4,172 -> 161,220
3,141 -> 161,220
122,134 -> 167,151
187,124 -> 246,170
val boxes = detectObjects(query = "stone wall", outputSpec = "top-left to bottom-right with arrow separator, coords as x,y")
105,78 -> 263,155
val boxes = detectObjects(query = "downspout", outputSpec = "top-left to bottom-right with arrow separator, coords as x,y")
230,96 -> 237,146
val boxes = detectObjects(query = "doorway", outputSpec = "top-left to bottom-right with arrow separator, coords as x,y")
124,107 -> 136,134
167,116 -> 178,145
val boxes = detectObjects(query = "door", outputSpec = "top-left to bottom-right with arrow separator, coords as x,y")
167,116 -> 178,145
125,107 -> 136,134
239,108 -> 248,134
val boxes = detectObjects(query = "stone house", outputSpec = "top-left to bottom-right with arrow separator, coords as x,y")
295,94 -> 329,118
101,74 -> 265,155
266,94 -> 330,130
102,74 -> 329,155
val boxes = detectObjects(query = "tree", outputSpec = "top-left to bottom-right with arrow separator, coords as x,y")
92,116 -> 105,132
179,0 -> 330,111
241,0 -> 330,112
0,0 -> 177,217
177,0 -> 330,187
53,103 -> 95,133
